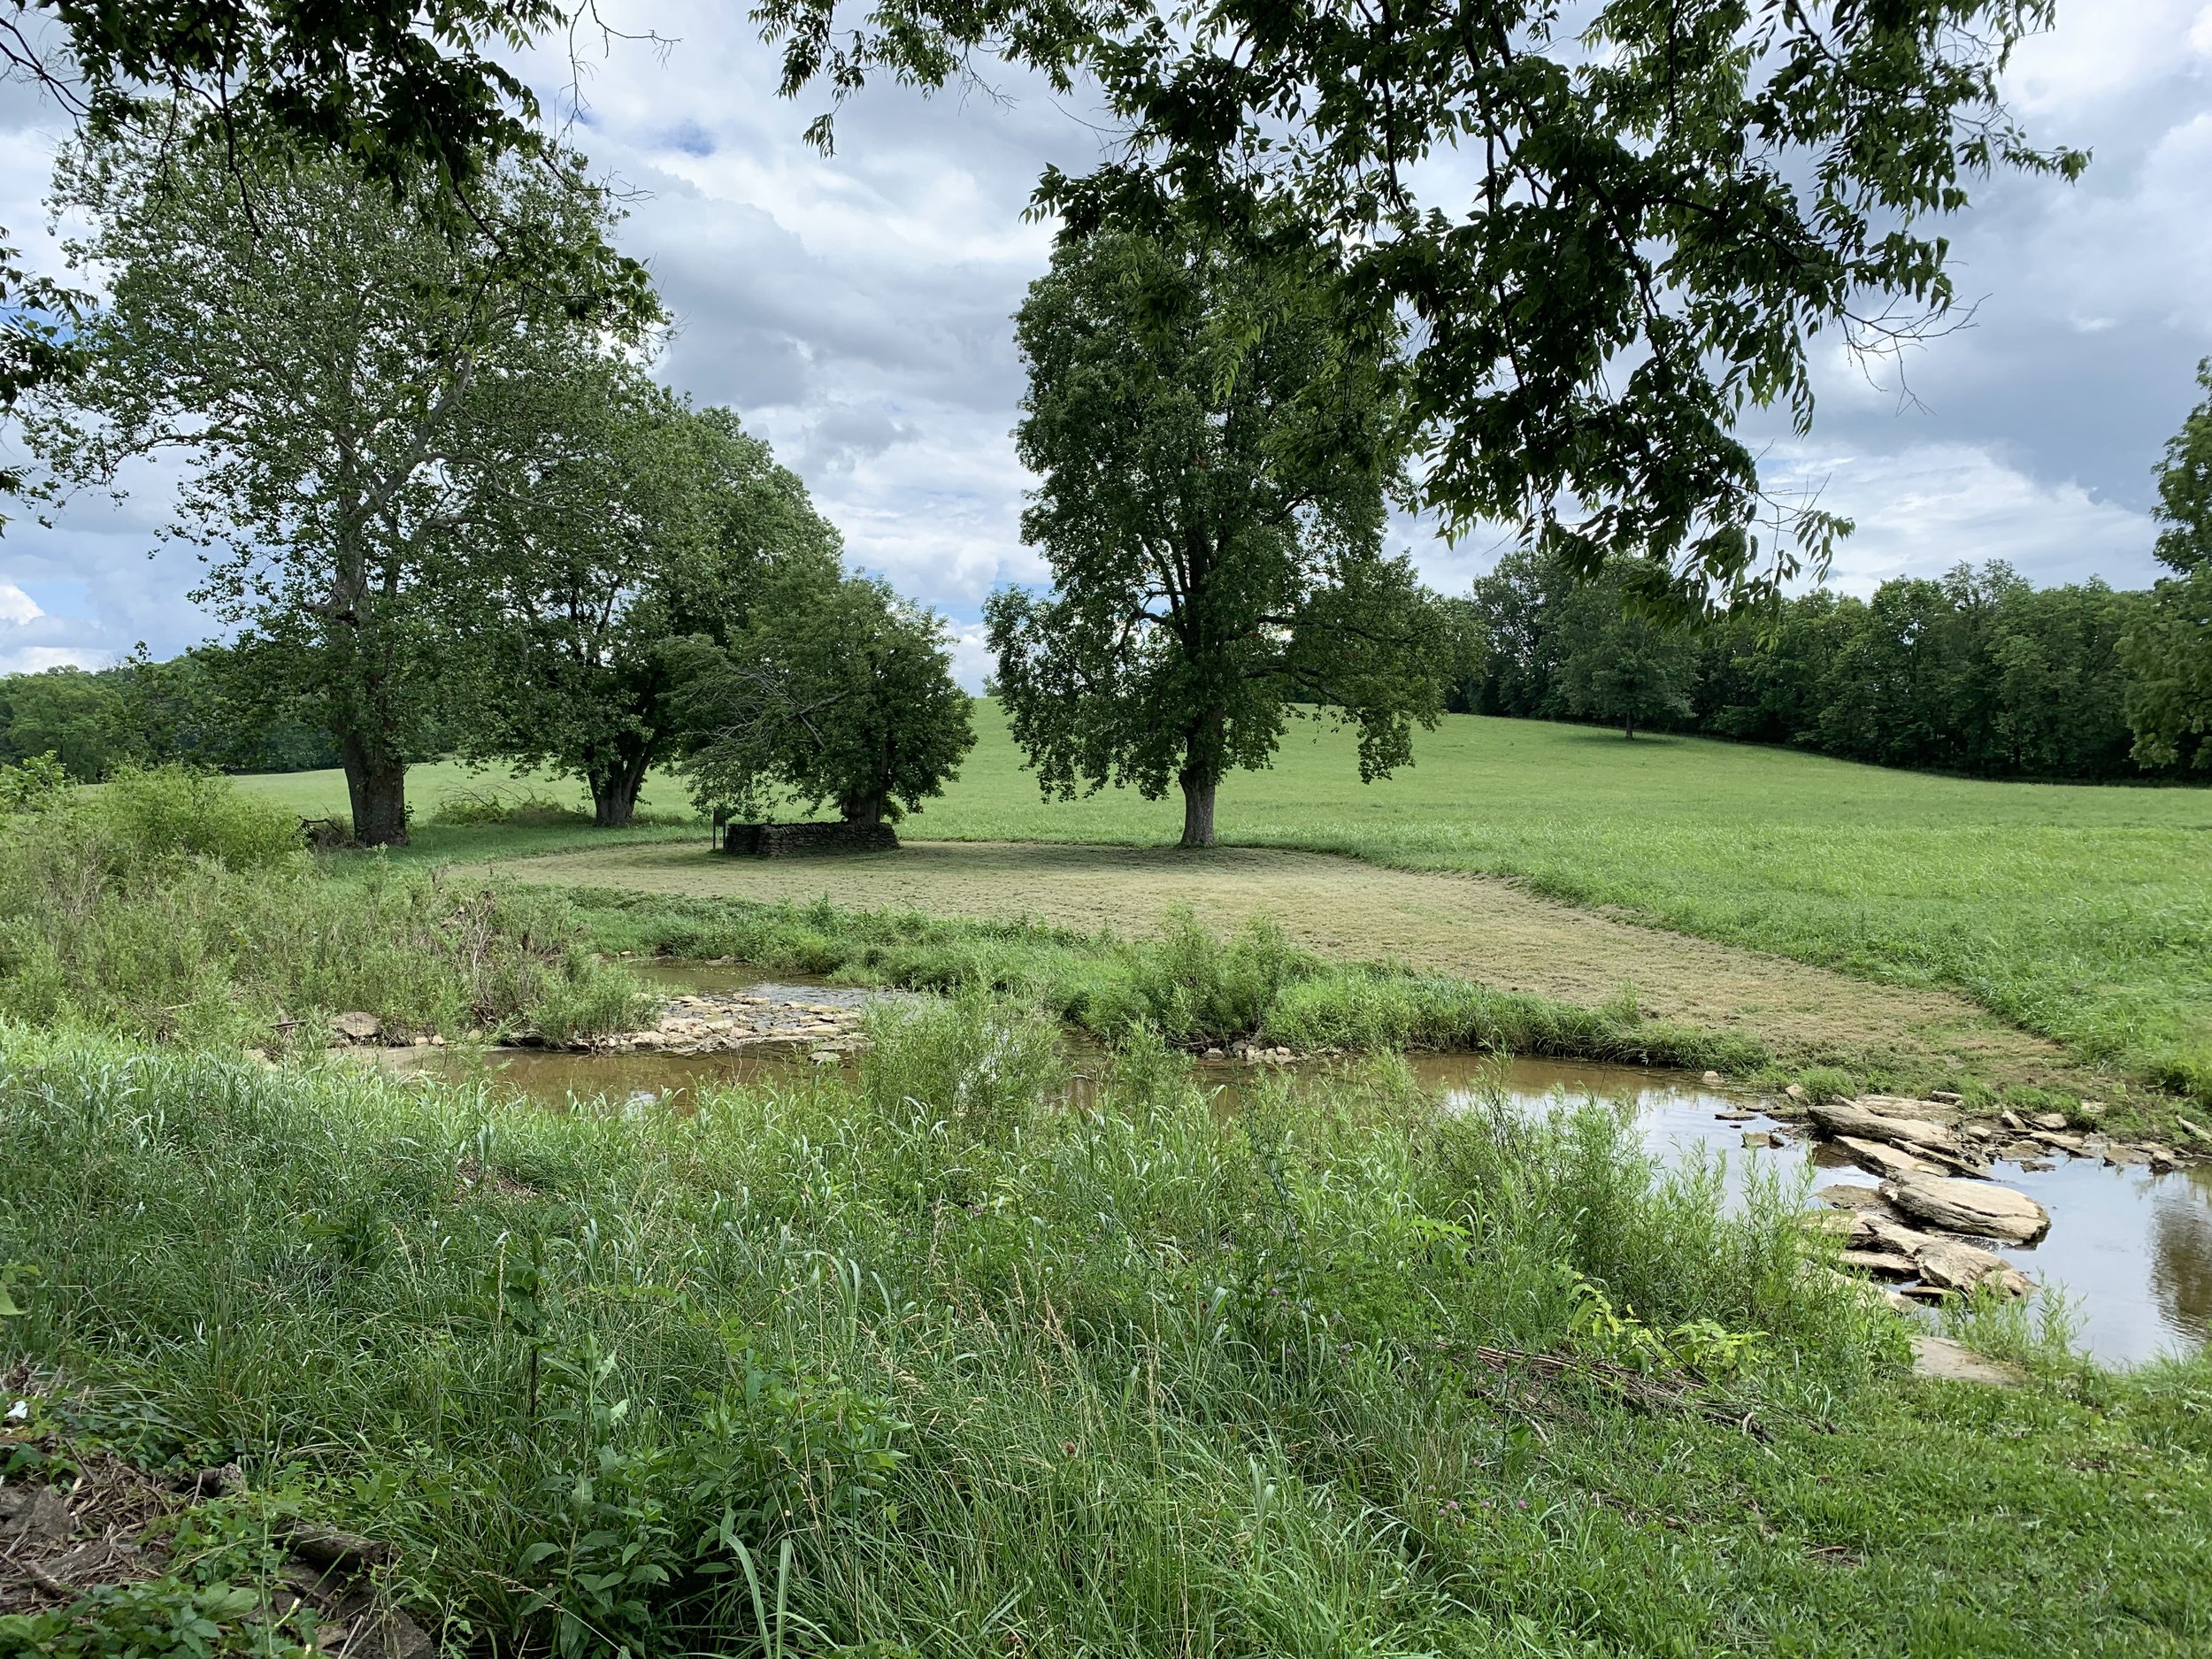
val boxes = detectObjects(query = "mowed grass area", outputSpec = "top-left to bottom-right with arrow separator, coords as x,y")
239,709 -> 2212,1100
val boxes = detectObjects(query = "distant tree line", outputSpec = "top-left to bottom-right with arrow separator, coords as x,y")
1456,552 -> 2163,780
0,651 -> 342,780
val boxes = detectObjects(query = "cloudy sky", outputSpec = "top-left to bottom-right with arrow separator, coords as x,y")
1,0 -> 2208,682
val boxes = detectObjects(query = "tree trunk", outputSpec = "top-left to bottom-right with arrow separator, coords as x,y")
591,780 -> 637,828
1179,710 -> 1224,849
1179,771 -> 1217,849
840,789 -> 887,825
589,756 -> 650,827
1623,710 -> 1636,741
341,736 -> 408,847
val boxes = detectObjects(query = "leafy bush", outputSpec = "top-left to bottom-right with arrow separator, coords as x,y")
92,763 -> 308,868
0,752 -> 70,816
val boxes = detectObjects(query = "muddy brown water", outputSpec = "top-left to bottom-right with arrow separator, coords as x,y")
399,966 -> 2209,1369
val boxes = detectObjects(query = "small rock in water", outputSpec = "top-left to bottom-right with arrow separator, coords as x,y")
1785,1083 -> 1809,1102
330,1010 -> 381,1042
1701,1070 -> 1724,1085
2102,1145 -> 2148,1168
1741,1130 -> 1775,1148
1715,1109 -> 1756,1122
1996,1140 -> 2047,1164
1203,1048 -> 1225,1060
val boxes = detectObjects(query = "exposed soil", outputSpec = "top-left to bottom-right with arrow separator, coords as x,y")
464,839 -> 2108,1093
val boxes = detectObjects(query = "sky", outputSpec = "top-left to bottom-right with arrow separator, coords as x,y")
0,1 -> 2208,685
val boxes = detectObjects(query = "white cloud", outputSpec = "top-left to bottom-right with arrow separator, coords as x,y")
0,582 -> 42,626
1766,442 -> 2160,592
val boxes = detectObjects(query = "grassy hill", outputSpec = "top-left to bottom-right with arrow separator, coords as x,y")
237,707 -> 2212,1101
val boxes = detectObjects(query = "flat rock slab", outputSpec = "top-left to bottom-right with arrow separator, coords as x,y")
1810,1101 -> 1960,1150
1916,1239 -> 2031,1299
1815,1183 -> 1891,1210
1909,1334 -> 2024,1386
1838,1136 -> 1946,1179
1882,1174 -> 2051,1243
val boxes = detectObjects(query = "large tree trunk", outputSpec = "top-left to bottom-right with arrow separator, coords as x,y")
840,788 -> 887,826
341,735 -> 408,847
1179,711 -> 1224,849
1623,710 -> 1636,741
589,749 -> 653,828
1179,770 -> 1217,849
591,780 -> 637,828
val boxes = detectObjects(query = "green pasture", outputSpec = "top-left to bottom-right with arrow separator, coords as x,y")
242,708 -> 2212,1102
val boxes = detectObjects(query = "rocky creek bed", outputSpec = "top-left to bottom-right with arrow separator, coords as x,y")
321,968 -> 2212,1369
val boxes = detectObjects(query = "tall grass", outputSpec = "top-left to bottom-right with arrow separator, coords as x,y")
2,1005 -> 1898,1656
5,1011 -> 2208,1655
0,768 -> 644,1048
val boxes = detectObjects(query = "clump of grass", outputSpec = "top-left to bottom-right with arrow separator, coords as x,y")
4,1014 -> 2206,1655
431,783 -> 595,829
0,768 -> 646,1048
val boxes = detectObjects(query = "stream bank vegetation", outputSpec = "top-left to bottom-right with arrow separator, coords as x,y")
0,764 -> 642,1050
4,1002 -> 2208,1657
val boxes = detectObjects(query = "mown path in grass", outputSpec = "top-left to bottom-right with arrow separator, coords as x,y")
465,837 -> 2097,1092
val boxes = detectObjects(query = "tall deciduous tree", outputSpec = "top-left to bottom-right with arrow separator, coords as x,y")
672,574 -> 974,826
2124,359 -> 2212,770
989,223 -> 1457,849
451,357 -> 842,826
1555,564 -> 1697,741
35,118 -> 656,843
762,0 -> 2083,601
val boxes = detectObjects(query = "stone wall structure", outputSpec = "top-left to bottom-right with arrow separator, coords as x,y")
722,820 -> 899,857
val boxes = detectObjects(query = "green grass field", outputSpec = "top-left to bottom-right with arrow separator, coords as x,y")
239,709 -> 2212,1102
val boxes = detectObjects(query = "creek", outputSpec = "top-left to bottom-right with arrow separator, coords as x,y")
393,964 -> 2210,1369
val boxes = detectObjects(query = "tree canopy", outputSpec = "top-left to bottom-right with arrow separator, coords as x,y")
1466,549 -> 2154,780
1554,564 -> 1696,741
990,220 -> 1459,847
672,574 -> 975,826
32,115 -> 657,842
2123,359 -> 2212,770
453,363 -> 845,826
761,0 -> 2083,603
